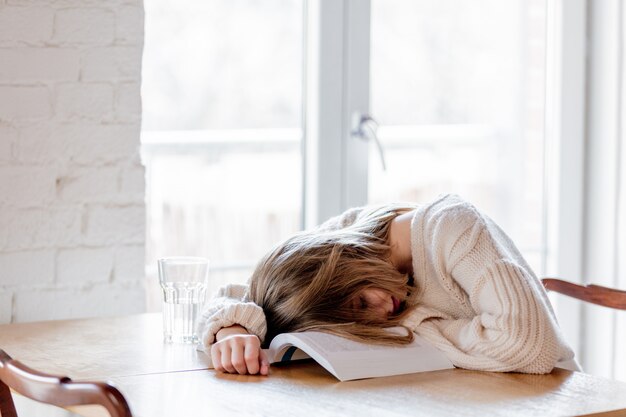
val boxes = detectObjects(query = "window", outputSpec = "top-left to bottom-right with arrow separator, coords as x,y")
143,0 -> 548,289
142,0 -> 305,302
368,0 -> 548,274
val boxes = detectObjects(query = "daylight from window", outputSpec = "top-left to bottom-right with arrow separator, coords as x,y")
142,0 -> 304,300
369,0 -> 547,272
142,0 -> 548,301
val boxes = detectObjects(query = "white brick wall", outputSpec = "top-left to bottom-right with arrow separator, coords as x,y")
56,83 -> 115,121
13,282 -> 145,322
0,49 -> 80,81
0,291 -> 12,324
0,166 -> 57,206
0,7 -> 54,45
0,0 -> 146,323
17,124 -> 141,165
57,247 -> 113,284
0,126 -> 16,163
54,8 -> 116,45
0,250 -> 55,286
0,86 -> 52,119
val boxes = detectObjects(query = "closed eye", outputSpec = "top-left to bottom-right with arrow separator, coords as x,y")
350,296 -> 368,311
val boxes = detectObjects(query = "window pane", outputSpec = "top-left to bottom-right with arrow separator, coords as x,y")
142,0 -> 303,130
142,1 -> 304,298
369,0 -> 547,274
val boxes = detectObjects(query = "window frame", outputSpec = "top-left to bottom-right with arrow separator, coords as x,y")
307,0 -> 590,367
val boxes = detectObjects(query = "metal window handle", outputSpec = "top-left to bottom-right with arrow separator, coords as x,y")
350,112 -> 387,171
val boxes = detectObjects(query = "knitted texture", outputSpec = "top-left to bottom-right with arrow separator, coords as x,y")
198,194 -> 576,373
197,284 -> 267,349
405,194 -> 574,373
196,208 -> 363,351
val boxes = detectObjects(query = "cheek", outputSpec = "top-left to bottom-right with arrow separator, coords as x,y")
368,290 -> 388,304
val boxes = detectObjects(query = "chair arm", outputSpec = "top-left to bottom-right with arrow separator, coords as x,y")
542,278 -> 626,310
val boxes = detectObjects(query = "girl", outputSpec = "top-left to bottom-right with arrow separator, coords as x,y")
198,194 -> 578,376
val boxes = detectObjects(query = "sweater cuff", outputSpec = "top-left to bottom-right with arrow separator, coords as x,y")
199,302 -> 267,350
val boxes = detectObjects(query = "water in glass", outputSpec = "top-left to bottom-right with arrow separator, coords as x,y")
158,257 -> 209,344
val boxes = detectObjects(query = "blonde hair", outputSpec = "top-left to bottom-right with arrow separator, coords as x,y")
248,204 -> 418,346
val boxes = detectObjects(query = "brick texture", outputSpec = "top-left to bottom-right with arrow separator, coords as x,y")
0,0 -> 146,323
0,250 -> 55,286
56,83 -> 114,121
57,247 -> 113,283
119,163 -> 145,203
0,207 -> 81,251
56,166 -> 120,203
0,86 -> 51,121
114,82 -> 142,123
0,7 -> 54,45
53,8 -> 116,45
116,6 -> 144,45
81,46 -> 142,82
17,123 -> 141,165
0,166 -> 57,207
0,126 -> 17,164
84,205 -> 145,245
14,282 -> 145,322
0,48 -> 80,82
0,291 -> 12,324
114,245 -> 145,281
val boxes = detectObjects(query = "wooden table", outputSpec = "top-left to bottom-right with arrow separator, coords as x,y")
2,313 -> 626,417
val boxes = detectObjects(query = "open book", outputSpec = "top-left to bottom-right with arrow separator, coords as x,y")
265,329 -> 453,381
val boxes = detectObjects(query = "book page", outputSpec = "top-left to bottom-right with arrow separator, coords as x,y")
268,329 -> 454,381
289,331 -> 407,353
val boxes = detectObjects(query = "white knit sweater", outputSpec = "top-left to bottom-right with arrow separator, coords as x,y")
198,194 -> 578,374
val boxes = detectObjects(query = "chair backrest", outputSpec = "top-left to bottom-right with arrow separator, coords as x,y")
0,349 -> 132,417
542,278 -> 626,310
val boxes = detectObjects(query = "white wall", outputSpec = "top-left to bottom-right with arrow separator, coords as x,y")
0,0 -> 146,323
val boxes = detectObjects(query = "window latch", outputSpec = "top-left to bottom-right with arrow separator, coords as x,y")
350,112 -> 387,171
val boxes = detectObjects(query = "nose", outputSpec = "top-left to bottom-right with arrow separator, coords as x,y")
369,293 -> 393,316
359,289 -> 394,318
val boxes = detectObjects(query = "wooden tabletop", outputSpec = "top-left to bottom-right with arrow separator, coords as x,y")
0,314 -> 211,379
2,313 -> 626,417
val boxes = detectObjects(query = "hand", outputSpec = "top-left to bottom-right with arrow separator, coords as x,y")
211,326 -> 270,375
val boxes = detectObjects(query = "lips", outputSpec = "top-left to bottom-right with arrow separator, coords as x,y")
391,296 -> 400,315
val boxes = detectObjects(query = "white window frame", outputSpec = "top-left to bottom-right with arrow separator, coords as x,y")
306,0 -> 596,370
545,0 -> 587,359
303,0 -> 371,228
579,0 -> 624,379
549,0 -> 626,379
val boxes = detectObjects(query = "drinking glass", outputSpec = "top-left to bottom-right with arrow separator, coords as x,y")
158,257 -> 209,344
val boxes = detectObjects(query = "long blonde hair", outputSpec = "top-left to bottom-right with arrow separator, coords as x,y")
248,204 -> 418,346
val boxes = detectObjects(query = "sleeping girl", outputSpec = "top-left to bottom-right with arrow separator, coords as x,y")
197,194 -> 579,376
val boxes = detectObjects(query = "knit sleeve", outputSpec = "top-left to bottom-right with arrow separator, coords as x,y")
195,206 -> 362,352
410,195 -> 573,374
196,284 -> 267,352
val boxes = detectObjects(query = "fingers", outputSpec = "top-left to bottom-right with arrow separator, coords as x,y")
210,343 -> 224,372
221,344 -> 237,374
230,342 -> 248,374
244,340 -> 260,375
210,335 -> 268,376
259,349 -> 270,376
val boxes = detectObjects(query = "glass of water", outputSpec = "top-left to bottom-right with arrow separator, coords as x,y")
158,257 -> 209,344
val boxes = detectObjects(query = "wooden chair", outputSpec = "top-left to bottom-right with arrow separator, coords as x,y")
0,349 -> 132,417
542,278 -> 626,310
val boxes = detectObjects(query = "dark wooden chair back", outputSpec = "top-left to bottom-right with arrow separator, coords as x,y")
542,278 -> 626,310
0,349 -> 132,417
